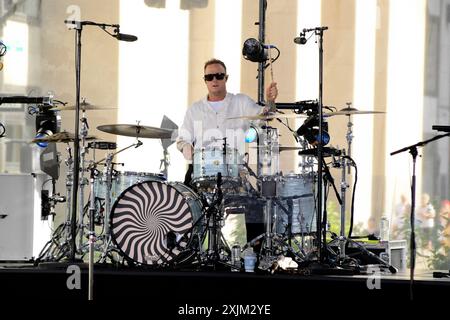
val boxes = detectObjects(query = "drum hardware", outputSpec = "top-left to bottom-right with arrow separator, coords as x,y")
160,115 -> 179,179
187,172 -> 240,271
159,147 -> 170,180
344,102 -> 354,175
77,109 -> 91,252
96,142 -> 143,264
254,125 -> 280,178
87,141 -> 117,150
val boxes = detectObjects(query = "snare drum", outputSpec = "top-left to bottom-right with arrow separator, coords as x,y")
192,147 -> 242,187
110,180 -> 203,265
275,173 -> 316,234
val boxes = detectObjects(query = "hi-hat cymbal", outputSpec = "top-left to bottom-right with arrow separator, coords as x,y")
250,145 -> 302,152
97,124 -> 174,139
31,131 -> 97,143
54,101 -> 117,111
326,108 -> 386,117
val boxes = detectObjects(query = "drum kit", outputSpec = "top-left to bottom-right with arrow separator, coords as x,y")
32,99 -> 390,273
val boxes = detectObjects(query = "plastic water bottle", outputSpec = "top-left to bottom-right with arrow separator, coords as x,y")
379,215 -> 390,242
231,244 -> 241,272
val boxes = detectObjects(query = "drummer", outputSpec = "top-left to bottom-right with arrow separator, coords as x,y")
176,58 -> 278,251
176,58 -> 278,180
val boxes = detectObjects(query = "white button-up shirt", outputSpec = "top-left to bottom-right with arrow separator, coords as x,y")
176,93 -> 262,154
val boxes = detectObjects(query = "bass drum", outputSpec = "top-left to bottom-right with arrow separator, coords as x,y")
110,180 -> 203,266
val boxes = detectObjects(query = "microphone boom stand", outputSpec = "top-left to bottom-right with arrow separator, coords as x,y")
390,131 -> 450,299
68,21 -> 82,262
64,20 -> 134,301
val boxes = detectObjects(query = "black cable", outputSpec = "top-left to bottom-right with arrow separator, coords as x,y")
343,155 -> 358,239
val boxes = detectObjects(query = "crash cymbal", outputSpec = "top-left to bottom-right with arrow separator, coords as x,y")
31,131 -> 97,143
97,124 -> 174,139
298,147 -> 342,157
250,145 -> 302,152
227,112 -> 306,121
54,101 -> 116,111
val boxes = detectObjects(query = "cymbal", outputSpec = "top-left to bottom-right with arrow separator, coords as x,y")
227,112 -> 306,121
228,108 -> 385,120
53,101 -> 116,111
97,124 -> 174,139
268,110 -> 386,118
326,108 -> 385,117
298,147 -> 341,157
250,145 -> 302,152
31,131 -> 97,143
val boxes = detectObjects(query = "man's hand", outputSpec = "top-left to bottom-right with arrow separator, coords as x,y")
266,82 -> 278,102
182,144 -> 193,161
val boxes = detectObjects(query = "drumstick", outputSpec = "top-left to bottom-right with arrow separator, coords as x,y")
266,40 -> 276,112
267,41 -> 274,83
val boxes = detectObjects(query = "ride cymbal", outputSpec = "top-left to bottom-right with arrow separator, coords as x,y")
97,124 -> 174,139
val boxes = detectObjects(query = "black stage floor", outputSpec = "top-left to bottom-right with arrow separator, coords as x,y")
1,262 -> 449,310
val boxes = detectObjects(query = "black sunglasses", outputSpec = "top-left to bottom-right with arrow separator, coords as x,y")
204,73 -> 226,81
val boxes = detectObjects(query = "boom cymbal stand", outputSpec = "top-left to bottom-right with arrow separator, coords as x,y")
95,138 -> 143,264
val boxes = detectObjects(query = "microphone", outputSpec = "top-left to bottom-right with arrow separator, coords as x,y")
0,96 -> 53,105
114,33 -> 138,42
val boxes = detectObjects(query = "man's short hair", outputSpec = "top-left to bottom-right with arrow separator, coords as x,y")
204,58 -> 227,73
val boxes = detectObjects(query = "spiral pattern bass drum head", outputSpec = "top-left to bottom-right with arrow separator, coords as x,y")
111,180 -> 197,265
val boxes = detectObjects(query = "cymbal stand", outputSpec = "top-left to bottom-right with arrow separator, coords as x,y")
77,109 -> 90,252
97,139 -> 143,263
63,144 -> 74,245
344,102 -> 354,174
336,150 -> 349,260
243,197 -> 307,272
198,173 -> 235,269
159,147 -> 170,179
